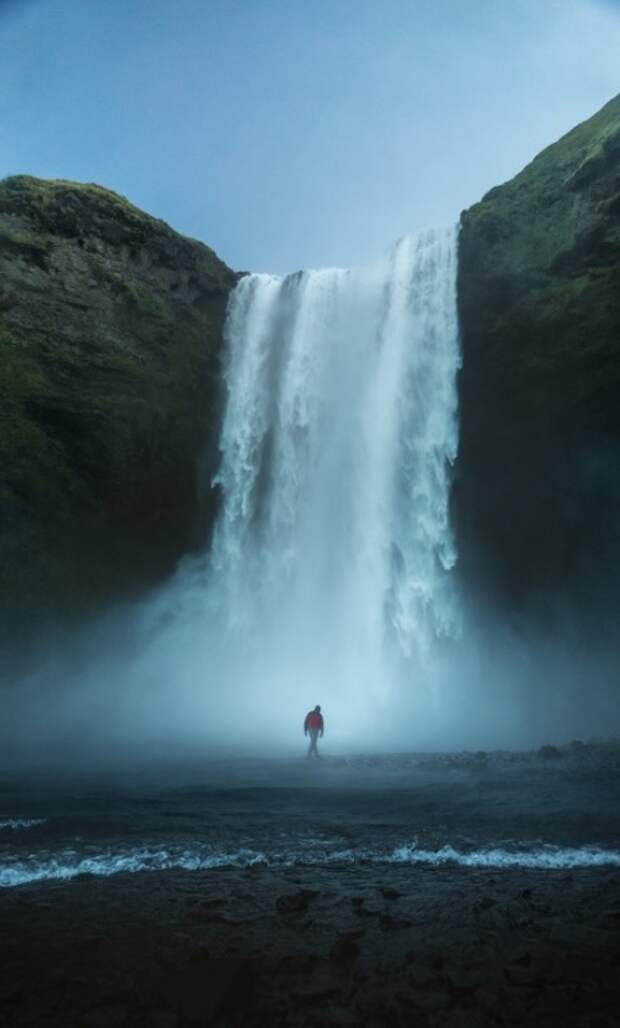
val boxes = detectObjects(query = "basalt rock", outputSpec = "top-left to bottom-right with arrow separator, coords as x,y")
0,175 -> 237,649
456,93 -> 620,629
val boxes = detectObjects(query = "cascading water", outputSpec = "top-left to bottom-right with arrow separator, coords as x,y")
184,226 -> 461,743
113,226 -> 462,749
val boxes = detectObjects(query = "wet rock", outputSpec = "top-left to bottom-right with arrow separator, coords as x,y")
81,1006 -> 130,1028
189,944 -> 211,961
352,896 -> 378,918
329,934 -> 360,964
380,914 -> 412,931
276,888 -> 319,914
187,907 -> 221,923
596,908 -> 620,928
291,975 -> 340,1006
378,886 -> 401,900
160,955 -> 253,1024
538,744 -> 562,760
445,976 -> 477,1008
474,896 -> 497,912
186,896 -> 223,909
277,952 -> 318,974
513,951 -> 532,967
440,1013 -> 479,1028
147,1013 -> 179,1028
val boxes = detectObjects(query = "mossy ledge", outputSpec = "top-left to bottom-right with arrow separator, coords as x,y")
0,175 -> 237,648
456,94 -> 620,626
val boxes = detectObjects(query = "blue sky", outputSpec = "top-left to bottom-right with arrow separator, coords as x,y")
1,0 -> 619,272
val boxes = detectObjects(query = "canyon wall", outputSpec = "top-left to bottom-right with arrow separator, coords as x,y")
0,176 -> 236,643
456,94 -> 620,629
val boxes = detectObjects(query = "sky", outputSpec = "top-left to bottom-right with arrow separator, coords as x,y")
1,0 -> 619,273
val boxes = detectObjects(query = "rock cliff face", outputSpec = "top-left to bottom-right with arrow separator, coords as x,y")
456,94 -> 620,626
3,95 -> 619,649
0,176 -> 236,644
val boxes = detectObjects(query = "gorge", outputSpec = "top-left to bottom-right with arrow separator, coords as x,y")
1,93 -> 620,750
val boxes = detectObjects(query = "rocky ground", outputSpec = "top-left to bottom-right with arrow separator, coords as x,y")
1,745 -> 619,1027
2,862 -> 619,1027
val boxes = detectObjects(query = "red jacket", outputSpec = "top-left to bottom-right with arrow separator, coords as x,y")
305,710 -> 324,732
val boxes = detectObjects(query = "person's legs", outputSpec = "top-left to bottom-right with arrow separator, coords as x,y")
307,730 -> 319,758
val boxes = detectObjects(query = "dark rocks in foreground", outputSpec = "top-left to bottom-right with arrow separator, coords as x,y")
1,864 -> 618,1027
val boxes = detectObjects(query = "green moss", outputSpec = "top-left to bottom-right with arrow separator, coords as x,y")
456,93 -> 620,615
122,280 -> 171,321
1,311 -> 210,527
0,328 -> 78,511
0,171 -> 236,640
460,93 -> 620,304
0,222 -> 53,264
0,174 -> 160,229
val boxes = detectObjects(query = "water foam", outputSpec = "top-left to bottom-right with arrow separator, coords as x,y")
0,818 -> 46,831
213,229 -> 461,667
386,844 -> 620,869
2,843 -> 618,888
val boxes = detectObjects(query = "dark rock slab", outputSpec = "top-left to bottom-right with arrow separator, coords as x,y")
275,888 -> 320,914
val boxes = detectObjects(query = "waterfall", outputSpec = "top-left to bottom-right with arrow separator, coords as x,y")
12,227 -> 462,752
195,226 -> 461,736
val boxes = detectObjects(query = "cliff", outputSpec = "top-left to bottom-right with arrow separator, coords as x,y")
456,94 -> 620,624
3,94 -> 620,648
0,175 -> 236,644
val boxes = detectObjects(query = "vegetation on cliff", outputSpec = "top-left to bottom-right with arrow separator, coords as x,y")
457,94 -> 620,621
3,92 -> 619,648
0,175 -> 236,645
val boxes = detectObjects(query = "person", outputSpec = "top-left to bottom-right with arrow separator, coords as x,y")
304,705 -> 324,759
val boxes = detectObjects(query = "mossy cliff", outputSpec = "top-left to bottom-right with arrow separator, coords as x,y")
3,94 -> 619,647
456,94 -> 620,621
0,176 -> 236,644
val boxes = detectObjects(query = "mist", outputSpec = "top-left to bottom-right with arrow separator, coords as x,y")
4,555 -> 619,771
